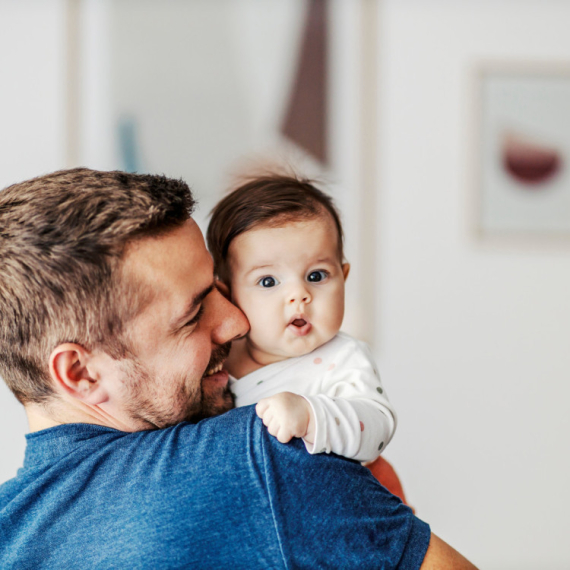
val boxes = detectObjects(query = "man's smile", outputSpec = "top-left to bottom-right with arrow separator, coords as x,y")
205,361 -> 224,376
201,342 -> 232,387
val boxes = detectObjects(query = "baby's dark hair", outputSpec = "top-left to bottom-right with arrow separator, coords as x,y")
207,174 -> 344,284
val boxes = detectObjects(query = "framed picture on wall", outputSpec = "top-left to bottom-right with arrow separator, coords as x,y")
473,62 -> 570,242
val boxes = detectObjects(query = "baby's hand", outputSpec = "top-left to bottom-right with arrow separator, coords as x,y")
256,392 -> 315,444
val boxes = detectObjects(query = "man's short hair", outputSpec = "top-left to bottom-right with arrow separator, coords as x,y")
0,168 -> 195,405
206,174 -> 344,284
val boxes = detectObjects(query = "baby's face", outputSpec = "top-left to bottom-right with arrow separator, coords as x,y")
228,215 -> 349,364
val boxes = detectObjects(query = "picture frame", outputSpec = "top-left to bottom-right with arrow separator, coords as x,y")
472,62 -> 570,244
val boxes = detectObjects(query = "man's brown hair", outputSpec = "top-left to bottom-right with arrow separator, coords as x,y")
207,174 -> 344,284
0,168 -> 195,405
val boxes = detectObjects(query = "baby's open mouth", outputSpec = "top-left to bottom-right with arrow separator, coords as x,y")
287,316 -> 312,337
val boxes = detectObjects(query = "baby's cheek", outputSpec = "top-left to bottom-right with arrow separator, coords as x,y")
324,306 -> 344,335
245,303 -> 269,329
246,307 -> 278,342
234,294 -> 260,324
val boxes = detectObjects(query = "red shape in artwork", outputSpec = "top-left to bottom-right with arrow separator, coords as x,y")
502,132 -> 563,186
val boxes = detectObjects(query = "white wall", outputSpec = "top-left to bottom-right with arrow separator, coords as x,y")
2,2 -> 570,569
103,0 -> 308,230
0,0 -> 66,188
377,2 -> 570,569
0,0 -> 66,483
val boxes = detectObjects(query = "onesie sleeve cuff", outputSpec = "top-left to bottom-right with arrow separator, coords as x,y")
300,395 -> 327,455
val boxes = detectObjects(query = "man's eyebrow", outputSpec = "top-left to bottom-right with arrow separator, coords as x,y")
171,283 -> 215,330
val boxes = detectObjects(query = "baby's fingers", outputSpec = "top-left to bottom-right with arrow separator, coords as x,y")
265,418 -> 293,444
256,400 -> 275,425
266,418 -> 282,438
255,399 -> 270,418
276,427 -> 293,444
259,409 -> 274,428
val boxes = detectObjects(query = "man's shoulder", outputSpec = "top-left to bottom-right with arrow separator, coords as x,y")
135,405 -> 262,457
0,407 -> 292,569
164,406 -> 324,469
2,408 -> 431,569
252,424 -> 431,569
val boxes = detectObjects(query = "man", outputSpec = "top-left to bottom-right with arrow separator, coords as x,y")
0,168 -> 476,569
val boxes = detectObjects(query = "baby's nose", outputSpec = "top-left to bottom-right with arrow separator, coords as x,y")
288,286 -> 311,304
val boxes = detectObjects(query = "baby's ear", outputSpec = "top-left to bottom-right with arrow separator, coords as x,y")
215,279 -> 231,300
342,263 -> 350,281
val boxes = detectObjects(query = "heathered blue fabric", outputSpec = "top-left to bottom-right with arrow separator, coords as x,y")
0,406 -> 430,569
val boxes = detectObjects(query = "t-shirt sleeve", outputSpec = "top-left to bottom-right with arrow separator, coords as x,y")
257,419 -> 430,569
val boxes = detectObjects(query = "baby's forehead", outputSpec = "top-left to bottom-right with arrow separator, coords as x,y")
253,209 -> 339,238
246,212 -> 340,248
228,212 -> 343,267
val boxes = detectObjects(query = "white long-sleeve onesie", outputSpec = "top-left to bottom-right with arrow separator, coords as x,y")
230,332 -> 396,463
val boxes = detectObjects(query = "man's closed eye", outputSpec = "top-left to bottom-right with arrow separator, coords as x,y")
185,305 -> 205,328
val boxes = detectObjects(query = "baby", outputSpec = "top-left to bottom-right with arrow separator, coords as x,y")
207,174 -> 396,463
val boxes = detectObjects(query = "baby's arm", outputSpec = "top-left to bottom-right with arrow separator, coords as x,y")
303,394 -> 394,462
256,390 -> 394,462
257,338 -> 396,463
306,340 -> 396,462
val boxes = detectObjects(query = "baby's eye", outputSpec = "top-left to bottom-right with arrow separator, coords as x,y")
307,270 -> 328,283
258,276 -> 279,288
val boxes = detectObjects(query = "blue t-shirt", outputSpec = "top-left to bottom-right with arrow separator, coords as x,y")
0,406 -> 430,569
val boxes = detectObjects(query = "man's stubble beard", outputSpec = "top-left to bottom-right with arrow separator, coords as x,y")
121,342 -> 234,429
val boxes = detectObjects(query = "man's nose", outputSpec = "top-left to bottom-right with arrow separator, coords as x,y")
211,289 -> 249,345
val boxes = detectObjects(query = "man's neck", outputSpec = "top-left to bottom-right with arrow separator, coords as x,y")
25,406 -> 62,432
25,401 -> 138,433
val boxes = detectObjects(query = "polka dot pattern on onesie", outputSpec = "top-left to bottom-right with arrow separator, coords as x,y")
313,357 -> 322,365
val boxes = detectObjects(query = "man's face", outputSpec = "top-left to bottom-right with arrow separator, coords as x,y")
109,219 -> 249,430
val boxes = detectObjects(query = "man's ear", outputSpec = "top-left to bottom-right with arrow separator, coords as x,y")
342,262 -> 351,281
49,344 -> 107,405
